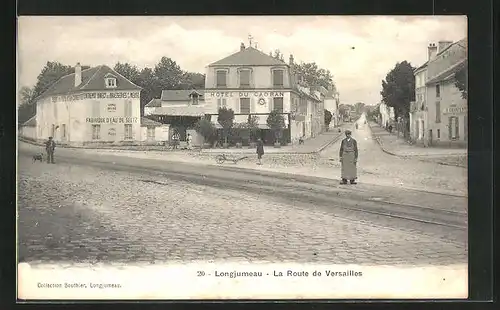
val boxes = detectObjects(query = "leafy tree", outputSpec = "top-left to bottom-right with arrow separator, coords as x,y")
380,61 -> 416,121
154,57 -> 185,90
181,72 -> 206,90
354,102 -> 365,115
217,107 -> 235,145
454,65 -> 467,99
114,62 -> 141,83
195,118 -> 217,146
324,109 -> 333,127
18,86 -> 34,106
136,67 -> 161,116
338,104 -> 350,119
293,62 -> 335,91
266,110 -> 285,143
32,62 -> 72,98
247,115 -> 260,142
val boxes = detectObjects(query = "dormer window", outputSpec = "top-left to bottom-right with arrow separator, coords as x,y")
106,78 -> 117,88
104,73 -> 117,88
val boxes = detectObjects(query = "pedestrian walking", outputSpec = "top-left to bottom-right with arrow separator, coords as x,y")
339,130 -> 358,184
256,138 -> 264,165
45,136 -> 56,164
186,133 -> 193,150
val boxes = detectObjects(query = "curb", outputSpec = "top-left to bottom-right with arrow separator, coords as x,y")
367,123 -> 467,168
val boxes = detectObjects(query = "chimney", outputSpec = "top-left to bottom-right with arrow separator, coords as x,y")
74,62 -> 82,87
240,43 -> 246,51
438,40 -> 453,53
289,54 -> 294,66
427,43 -> 437,61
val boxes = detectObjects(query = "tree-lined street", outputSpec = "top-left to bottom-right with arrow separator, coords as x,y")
18,113 -> 467,266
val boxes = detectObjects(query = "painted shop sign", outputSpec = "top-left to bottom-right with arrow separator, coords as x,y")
443,106 -> 467,114
51,92 -> 140,103
86,117 -> 139,124
208,91 -> 285,98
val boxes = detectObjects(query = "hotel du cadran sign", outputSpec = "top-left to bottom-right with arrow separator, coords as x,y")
208,91 -> 285,99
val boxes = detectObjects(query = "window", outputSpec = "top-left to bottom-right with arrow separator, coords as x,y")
216,70 -> 227,87
147,127 -> 155,139
92,124 -> 101,140
449,116 -> 459,140
217,98 -> 227,111
273,97 -> 284,113
192,94 -> 199,105
437,129 -> 441,139
435,84 -> 441,98
124,124 -> 133,140
240,98 -> 251,114
124,100 -> 132,117
239,70 -> 251,88
62,124 -> 66,138
106,78 -> 117,88
435,101 -> 441,123
272,70 -> 284,87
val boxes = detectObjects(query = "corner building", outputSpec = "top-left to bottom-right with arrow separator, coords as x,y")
204,43 -> 325,144
34,63 -> 142,145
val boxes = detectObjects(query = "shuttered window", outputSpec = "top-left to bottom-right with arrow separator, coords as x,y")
216,71 -> 227,87
435,102 -> 441,123
124,124 -> 133,140
92,125 -> 101,140
272,70 -> 284,87
217,98 -> 227,111
239,70 -> 250,88
240,98 -> 251,114
273,97 -> 284,113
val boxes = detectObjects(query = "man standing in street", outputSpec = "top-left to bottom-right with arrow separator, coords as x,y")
45,136 -> 56,164
256,138 -> 264,165
339,130 -> 358,184
186,133 -> 193,150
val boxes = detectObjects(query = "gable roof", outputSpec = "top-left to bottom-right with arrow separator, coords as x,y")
36,65 -> 141,100
160,90 -> 205,101
414,61 -> 428,73
145,99 -> 162,108
436,38 -> 467,57
426,59 -> 466,85
209,47 -> 288,67
22,115 -> 36,127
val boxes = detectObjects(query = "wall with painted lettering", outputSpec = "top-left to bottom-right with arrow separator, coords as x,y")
426,79 -> 467,142
205,65 -> 291,89
204,90 -> 291,116
36,90 -> 141,143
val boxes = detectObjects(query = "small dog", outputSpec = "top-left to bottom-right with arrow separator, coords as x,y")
32,153 -> 43,163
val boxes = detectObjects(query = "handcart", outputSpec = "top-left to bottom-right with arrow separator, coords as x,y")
215,154 -> 249,164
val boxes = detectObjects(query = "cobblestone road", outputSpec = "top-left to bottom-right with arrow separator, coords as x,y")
18,151 -> 467,266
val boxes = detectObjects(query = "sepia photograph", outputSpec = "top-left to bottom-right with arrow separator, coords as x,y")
16,15 -> 468,300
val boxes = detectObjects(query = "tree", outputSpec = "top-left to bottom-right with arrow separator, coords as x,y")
247,114 -> 260,143
18,86 -> 34,106
32,62 -> 73,98
266,110 -> 285,144
380,61 -> 416,122
324,109 -> 333,128
454,65 -> 467,99
293,62 -> 335,90
154,57 -> 185,90
114,62 -> 140,83
217,107 -> 235,145
195,118 -> 217,147
354,102 -> 365,115
136,67 -> 160,116
181,72 -> 206,89
338,104 -> 349,119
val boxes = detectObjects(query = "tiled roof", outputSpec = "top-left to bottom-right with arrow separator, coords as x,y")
160,90 -> 205,101
437,38 -> 467,57
37,65 -> 141,100
140,117 -> 163,127
22,115 -> 36,127
145,99 -> 162,107
414,61 -> 428,72
148,105 -> 206,117
426,59 -> 466,85
209,47 -> 287,67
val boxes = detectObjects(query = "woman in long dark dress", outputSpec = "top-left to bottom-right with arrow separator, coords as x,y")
339,130 -> 358,184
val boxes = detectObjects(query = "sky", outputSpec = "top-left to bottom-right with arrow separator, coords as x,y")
17,16 -> 467,106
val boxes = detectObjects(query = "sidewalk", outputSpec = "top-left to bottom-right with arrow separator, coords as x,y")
369,122 -> 467,157
201,123 -> 353,155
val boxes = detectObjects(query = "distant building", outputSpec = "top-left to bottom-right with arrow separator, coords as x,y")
379,101 -> 394,127
20,63 -> 166,145
411,38 -> 467,147
323,87 -> 340,128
